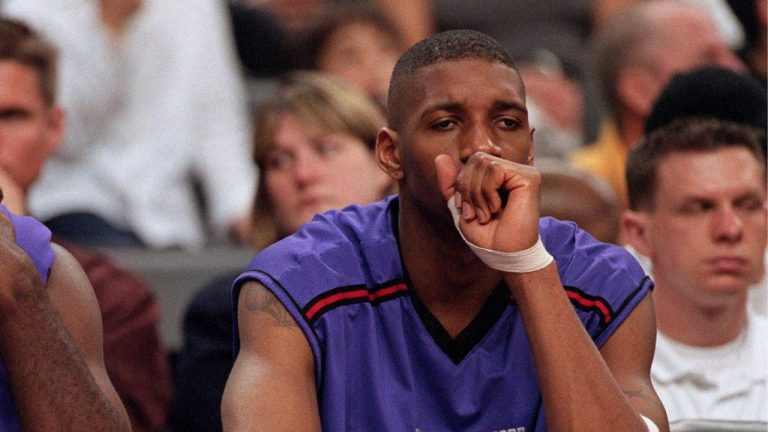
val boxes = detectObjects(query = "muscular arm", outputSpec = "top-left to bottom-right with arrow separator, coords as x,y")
0,239 -> 130,430
222,280 -> 320,432
67,241 -> 173,432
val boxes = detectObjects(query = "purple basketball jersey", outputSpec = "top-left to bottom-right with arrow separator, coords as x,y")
234,196 -> 652,431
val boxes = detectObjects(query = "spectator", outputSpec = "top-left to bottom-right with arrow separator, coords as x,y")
168,71 -> 392,432
3,0 -> 257,249
0,16 -> 173,432
623,117 -> 767,423
0,17 -> 130,431
236,0 -> 432,43
571,0 -> 744,211
593,0 -> 746,47
299,3 -> 404,107
641,65 -> 767,317
643,67 -> 766,144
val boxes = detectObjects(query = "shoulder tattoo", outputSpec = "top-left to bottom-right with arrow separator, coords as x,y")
242,283 -> 298,328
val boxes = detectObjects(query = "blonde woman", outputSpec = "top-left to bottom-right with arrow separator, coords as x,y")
249,70 -> 394,249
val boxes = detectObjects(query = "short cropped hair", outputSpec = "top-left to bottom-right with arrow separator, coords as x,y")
627,117 -> 767,211
387,29 -> 519,130
0,17 -> 57,105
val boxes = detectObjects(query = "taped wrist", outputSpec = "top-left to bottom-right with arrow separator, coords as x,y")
447,200 -> 553,273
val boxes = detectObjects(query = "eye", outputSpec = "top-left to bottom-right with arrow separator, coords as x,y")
0,108 -> 29,121
497,117 -> 521,131
316,139 -> 341,157
265,151 -> 293,171
735,195 -> 766,212
679,200 -> 714,214
430,118 -> 458,132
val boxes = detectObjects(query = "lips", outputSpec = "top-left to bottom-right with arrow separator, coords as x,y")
300,196 -> 322,208
298,195 -> 331,214
707,256 -> 747,273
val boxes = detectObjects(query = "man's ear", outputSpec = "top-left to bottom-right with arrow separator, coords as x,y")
621,209 -> 653,258
617,67 -> 659,118
45,105 -> 65,154
527,127 -> 535,165
376,127 -> 404,181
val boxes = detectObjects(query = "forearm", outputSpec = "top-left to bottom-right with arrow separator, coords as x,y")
0,291 -> 130,431
505,264 -> 648,431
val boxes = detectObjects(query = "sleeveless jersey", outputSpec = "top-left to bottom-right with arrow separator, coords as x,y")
0,205 -> 56,432
234,196 -> 652,431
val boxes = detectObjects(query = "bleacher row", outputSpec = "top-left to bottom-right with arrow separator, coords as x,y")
97,245 -> 254,352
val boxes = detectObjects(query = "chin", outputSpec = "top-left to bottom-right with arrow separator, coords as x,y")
703,277 -> 752,298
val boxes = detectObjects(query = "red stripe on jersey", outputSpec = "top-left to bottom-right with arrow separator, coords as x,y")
566,290 -> 613,324
305,283 -> 408,321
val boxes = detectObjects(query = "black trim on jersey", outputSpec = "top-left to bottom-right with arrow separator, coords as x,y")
302,280 -> 410,325
409,284 -> 510,364
563,285 -> 615,328
592,275 -> 653,342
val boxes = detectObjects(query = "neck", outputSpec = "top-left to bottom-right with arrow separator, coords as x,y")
0,174 -> 28,215
653,282 -> 748,347
616,114 -> 644,150
397,194 -> 502,336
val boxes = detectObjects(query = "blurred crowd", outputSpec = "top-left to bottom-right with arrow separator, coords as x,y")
0,0 -> 765,431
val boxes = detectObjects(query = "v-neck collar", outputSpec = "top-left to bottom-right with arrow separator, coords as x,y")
389,198 -> 511,364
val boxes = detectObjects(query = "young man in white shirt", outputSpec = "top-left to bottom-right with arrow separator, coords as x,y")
623,117 -> 767,423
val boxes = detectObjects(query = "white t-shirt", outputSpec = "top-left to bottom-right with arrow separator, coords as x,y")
651,313 -> 768,423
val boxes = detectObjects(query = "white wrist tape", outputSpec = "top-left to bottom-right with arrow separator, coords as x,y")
640,415 -> 659,432
447,200 -> 553,273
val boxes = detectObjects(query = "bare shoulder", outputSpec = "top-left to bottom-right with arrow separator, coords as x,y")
224,280 -> 320,430
45,243 -> 109,372
234,279 -> 314,383
46,243 -> 102,332
239,279 -> 299,328
42,243 -> 131,425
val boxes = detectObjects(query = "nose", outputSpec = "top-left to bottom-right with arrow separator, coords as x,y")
713,205 -> 744,243
459,124 -> 502,163
292,152 -> 320,187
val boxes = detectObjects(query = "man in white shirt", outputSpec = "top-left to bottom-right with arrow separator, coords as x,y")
2,0 -> 257,249
622,117 -> 767,423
